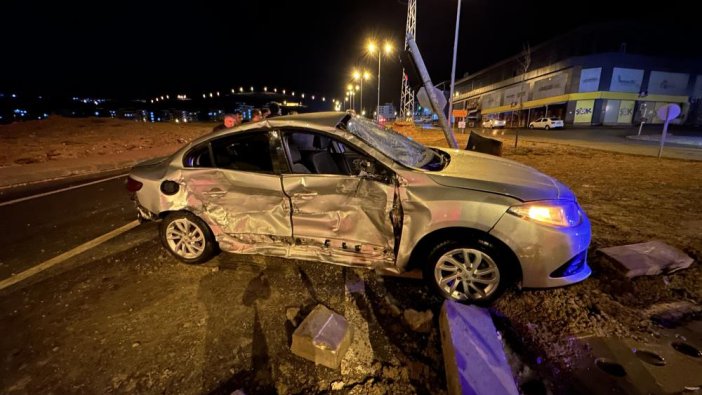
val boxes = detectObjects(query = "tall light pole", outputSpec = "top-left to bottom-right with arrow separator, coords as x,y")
353,69 -> 371,117
367,41 -> 393,120
447,0 -> 462,131
346,84 -> 354,111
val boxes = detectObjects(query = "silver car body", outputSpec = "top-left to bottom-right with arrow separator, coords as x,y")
130,112 -> 590,288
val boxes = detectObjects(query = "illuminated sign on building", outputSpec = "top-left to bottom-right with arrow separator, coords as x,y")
609,68 -> 643,93
579,68 -> 601,92
617,100 -> 635,123
648,71 -> 689,95
574,99 -> 595,123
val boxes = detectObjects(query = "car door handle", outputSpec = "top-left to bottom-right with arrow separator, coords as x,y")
293,192 -> 318,200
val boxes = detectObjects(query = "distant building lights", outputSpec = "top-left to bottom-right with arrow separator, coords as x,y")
301,93 -> 305,98
209,93 -> 213,97
250,86 -> 254,92
274,88 -> 277,92
203,94 -> 206,98
264,86 -> 268,91
239,87 -> 244,92
282,89 -> 286,94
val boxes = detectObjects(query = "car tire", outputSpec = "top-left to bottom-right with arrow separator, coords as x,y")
424,238 -> 512,305
528,124 -> 534,129
545,125 -> 550,130
160,211 -> 218,264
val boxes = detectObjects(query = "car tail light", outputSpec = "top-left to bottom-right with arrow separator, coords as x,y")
126,177 -> 143,192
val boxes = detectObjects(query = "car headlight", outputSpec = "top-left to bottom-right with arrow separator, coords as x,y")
507,200 -> 582,227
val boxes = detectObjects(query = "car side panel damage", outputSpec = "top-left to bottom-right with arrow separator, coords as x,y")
393,169 -> 519,272
173,169 -> 294,257
282,174 -> 397,268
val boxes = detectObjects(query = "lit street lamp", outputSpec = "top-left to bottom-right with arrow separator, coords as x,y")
367,40 -> 393,120
347,83 -> 360,111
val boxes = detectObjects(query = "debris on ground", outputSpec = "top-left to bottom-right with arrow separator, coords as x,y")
599,240 -> 694,278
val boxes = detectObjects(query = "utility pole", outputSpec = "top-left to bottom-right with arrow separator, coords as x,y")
400,0 -> 417,121
447,0 -> 462,134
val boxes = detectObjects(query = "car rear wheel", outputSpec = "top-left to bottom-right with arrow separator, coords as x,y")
160,211 -> 218,264
545,125 -> 550,130
424,239 -> 511,305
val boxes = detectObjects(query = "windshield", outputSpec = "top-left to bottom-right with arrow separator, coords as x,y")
346,116 -> 444,169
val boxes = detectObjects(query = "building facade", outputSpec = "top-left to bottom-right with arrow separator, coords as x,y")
452,25 -> 702,127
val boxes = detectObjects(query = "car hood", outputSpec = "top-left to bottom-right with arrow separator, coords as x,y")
426,148 -> 575,201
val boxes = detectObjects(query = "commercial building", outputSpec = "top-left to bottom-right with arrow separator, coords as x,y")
451,23 -> 702,127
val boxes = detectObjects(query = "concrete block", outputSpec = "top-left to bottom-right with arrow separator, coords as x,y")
291,304 -> 352,369
440,300 -> 519,395
599,240 -> 693,278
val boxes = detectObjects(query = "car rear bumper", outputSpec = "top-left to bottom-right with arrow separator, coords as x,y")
489,209 -> 591,288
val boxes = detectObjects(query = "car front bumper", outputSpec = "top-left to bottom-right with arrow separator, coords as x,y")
489,209 -> 592,288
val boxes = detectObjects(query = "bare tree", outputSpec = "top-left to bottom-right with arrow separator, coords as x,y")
514,42 -> 531,148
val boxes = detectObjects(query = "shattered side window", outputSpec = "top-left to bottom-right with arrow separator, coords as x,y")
346,116 -> 434,168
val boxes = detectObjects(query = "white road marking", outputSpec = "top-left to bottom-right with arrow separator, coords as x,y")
0,173 -> 128,207
0,220 -> 141,291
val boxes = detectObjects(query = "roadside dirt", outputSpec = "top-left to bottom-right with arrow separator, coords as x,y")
1,117 -> 701,393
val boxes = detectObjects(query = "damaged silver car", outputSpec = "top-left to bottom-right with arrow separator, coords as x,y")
127,112 -> 591,304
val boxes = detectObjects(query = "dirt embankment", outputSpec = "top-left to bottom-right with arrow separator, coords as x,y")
0,117 -> 212,167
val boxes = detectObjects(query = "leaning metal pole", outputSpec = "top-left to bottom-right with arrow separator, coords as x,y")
399,0 -> 416,121
406,33 -> 458,148
447,0 -> 461,133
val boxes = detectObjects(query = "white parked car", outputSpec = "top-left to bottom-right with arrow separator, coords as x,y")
482,118 -> 506,128
529,117 -> 564,130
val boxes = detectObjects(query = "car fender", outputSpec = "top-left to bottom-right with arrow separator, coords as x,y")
393,169 -> 519,271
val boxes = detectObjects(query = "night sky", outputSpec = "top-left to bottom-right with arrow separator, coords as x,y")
1,0 -> 696,103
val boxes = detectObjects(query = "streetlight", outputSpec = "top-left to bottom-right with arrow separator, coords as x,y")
367,40 -> 393,121
352,69 -> 371,116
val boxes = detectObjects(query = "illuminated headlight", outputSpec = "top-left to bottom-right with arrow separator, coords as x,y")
507,200 -> 582,227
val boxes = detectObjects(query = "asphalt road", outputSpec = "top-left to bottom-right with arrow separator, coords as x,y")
0,175 -> 446,394
0,175 -> 135,281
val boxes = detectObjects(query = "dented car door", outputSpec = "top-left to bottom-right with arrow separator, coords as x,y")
282,174 -> 397,267
179,131 -> 292,256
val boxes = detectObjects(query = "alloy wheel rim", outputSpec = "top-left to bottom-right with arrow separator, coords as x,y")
166,218 -> 206,259
434,248 -> 500,301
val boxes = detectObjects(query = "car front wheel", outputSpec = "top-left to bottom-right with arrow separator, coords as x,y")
528,124 -> 534,129
160,211 -> 218,264
424,239 -> 511,305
